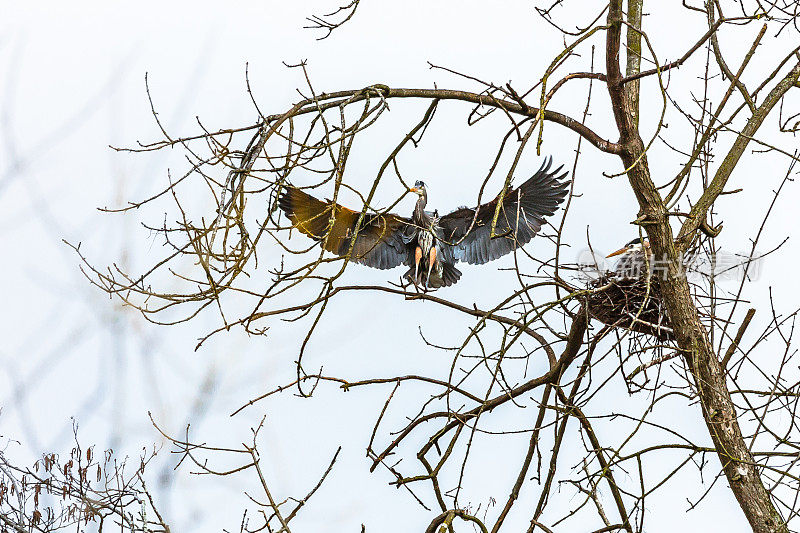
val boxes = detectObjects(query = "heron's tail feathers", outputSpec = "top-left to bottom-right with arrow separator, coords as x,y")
441,262 -> 462,287
403,262 -> 461,289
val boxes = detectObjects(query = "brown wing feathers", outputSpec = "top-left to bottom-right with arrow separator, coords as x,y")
278,185 -> 410,270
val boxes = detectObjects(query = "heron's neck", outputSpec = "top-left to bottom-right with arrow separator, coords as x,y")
413,192 -> 427,222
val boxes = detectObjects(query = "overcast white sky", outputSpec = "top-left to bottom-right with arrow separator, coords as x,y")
1,2 -> 798,532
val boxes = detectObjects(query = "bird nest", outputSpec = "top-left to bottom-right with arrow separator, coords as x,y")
587,273 -> 674,341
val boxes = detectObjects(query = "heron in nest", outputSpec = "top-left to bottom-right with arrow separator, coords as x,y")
591,236 -> 674,339
278,158 -> 570,290
606,237 -> 653,280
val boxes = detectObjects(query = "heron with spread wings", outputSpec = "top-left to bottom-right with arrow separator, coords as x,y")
278,158 -> 570,289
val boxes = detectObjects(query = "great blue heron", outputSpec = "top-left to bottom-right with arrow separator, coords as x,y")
588,236 -> 674,339
606,237 -> 652,280
278,158 -> 570,289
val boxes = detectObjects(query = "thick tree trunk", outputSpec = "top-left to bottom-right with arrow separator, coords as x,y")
605,2 -> 789,531
624,150 -> 786,533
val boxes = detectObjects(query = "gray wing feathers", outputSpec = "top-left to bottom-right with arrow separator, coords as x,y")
441,157 -> 569,265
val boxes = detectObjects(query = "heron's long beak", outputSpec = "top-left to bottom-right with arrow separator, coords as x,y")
409,187 -> 420,194
606,247 -> 628,258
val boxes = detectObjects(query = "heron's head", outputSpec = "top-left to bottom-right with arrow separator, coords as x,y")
409,180 -> 427,196
607,237 -> 650,258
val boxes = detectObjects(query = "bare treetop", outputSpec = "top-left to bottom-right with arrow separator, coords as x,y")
21,1 -> 798,532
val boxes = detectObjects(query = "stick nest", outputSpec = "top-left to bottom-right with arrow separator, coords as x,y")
587,273 -> 674,341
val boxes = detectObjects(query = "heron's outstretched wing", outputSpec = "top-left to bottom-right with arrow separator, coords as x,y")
278,185 -> 411,270
438,158 -> 569,265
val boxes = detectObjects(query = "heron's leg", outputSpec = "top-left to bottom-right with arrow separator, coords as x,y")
426,247 -> 437,289
414,246 -> 422,285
